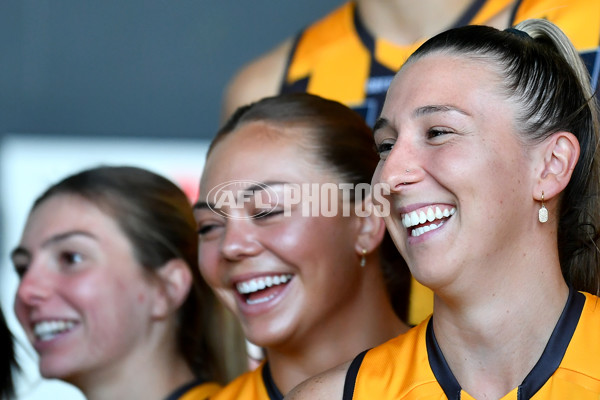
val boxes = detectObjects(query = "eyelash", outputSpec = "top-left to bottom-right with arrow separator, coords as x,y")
427,128 -> 453,139
375,142 -> 395,156
252,209 -> 284,220
197,224 -> 219,236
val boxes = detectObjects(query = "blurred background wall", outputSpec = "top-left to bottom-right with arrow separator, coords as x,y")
0,1 -> 343,398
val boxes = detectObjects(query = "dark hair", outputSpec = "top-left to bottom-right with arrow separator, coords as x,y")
1,308 -> 19,400
32,166 -> 224,383
405,19 -> 600,294
211,92 -> 411,321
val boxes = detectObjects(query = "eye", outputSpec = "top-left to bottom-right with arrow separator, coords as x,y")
197,220 -> 225,241
198,224 -> 219,236
11,253 -> 30,279
59,251 -> 83,266
13,263 -> 29,279
375,141 -> 395,158
252,208 -> 284,220
427,128 -> 453,139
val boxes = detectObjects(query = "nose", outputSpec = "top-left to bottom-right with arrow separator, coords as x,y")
220,219 -> 263,261
15,263 -> 54,308
376,137 -> 424,192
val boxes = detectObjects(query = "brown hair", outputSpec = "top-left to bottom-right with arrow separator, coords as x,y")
211,92 -> 411,321
32,165 -> 224,383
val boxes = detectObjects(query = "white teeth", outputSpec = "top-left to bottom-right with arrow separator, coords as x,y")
236,274 -> 293,295
435,207 -> 443,219
402,207 -> 456,229
427,208 -> 435,222
246,294 -> 275,305
410,212 -> 420,226
411,223 -> 441,237
33,320 -> 75,341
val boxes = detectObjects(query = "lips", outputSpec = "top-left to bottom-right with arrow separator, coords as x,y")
401,205 -> 456,237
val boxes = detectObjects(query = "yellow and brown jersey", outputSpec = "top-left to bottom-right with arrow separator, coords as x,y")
281,0 -> 600,127
208,362 -> 283,400
165,380 -> 221,400
345,289 -> 600,399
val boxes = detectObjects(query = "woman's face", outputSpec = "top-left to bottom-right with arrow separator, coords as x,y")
13,194 -> 159,382
373,54 -> 537,293
195,122 -> 365,350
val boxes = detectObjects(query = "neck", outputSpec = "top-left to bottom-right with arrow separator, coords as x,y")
431,235 -> 569,399
75,331 -> 195,400
267,261 -> 408,395
354,0 -> 514,45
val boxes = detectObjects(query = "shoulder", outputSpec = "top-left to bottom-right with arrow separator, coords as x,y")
285,360 -> 351,400
220,38 -> 294,122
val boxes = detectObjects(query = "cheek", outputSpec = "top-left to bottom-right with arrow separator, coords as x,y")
14,299 -> 29,330
198,241 -> 223,287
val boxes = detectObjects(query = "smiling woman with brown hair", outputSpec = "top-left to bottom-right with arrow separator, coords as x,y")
12,166 -> 223,400
195,92 -> 411,400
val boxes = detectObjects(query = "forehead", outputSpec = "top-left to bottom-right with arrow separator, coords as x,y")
21,194 -> 122,246
200,121 -> 321,193
382,53 -> 504,122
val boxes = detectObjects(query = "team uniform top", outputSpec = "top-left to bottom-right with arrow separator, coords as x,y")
164,380 -> 222,400
344,289 -> 600,399
208,362 -> 283,400
280,0 -> 600,127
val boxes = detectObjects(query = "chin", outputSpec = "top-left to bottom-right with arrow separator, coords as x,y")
245,323 -> 294,350
39,362 -> 75,381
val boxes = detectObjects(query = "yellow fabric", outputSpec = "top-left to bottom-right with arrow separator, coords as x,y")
407,279 -> 433,326
351,293 -> 600,399
209,363 -> 270,400
513,0 -> 600,50
179,382 -> 222,400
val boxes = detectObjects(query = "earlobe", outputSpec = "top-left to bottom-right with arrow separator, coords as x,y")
151,259 -> 193,319
354,195 -> 386,255
534,131 -> 580,200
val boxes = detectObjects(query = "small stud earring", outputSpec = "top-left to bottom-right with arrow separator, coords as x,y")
360,249 -> 367,267
539,191 -> 548,223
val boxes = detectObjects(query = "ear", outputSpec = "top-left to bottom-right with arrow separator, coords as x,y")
354,195 -> 386,255
151,259 -> 193,319
533,131 -> 580,201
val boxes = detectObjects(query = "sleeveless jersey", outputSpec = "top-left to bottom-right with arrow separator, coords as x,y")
208,362 -> 283,400
280,0 -> 600,127
344,289 -> 600,399
165,380 -> 221,400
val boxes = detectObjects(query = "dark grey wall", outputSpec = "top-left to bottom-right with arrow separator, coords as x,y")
0,1 -> 343,139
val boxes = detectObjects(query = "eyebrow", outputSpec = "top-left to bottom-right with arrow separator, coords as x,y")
413,104 -> 470,117
10,231 -> 97,261
373,105 -> 470,136
373,117 -> 389,135
194,181 -> 288,210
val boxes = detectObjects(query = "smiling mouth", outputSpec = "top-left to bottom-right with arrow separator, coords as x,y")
34,320 -> 76,342
236,274 -> 293,305
402,206 -> 456,237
